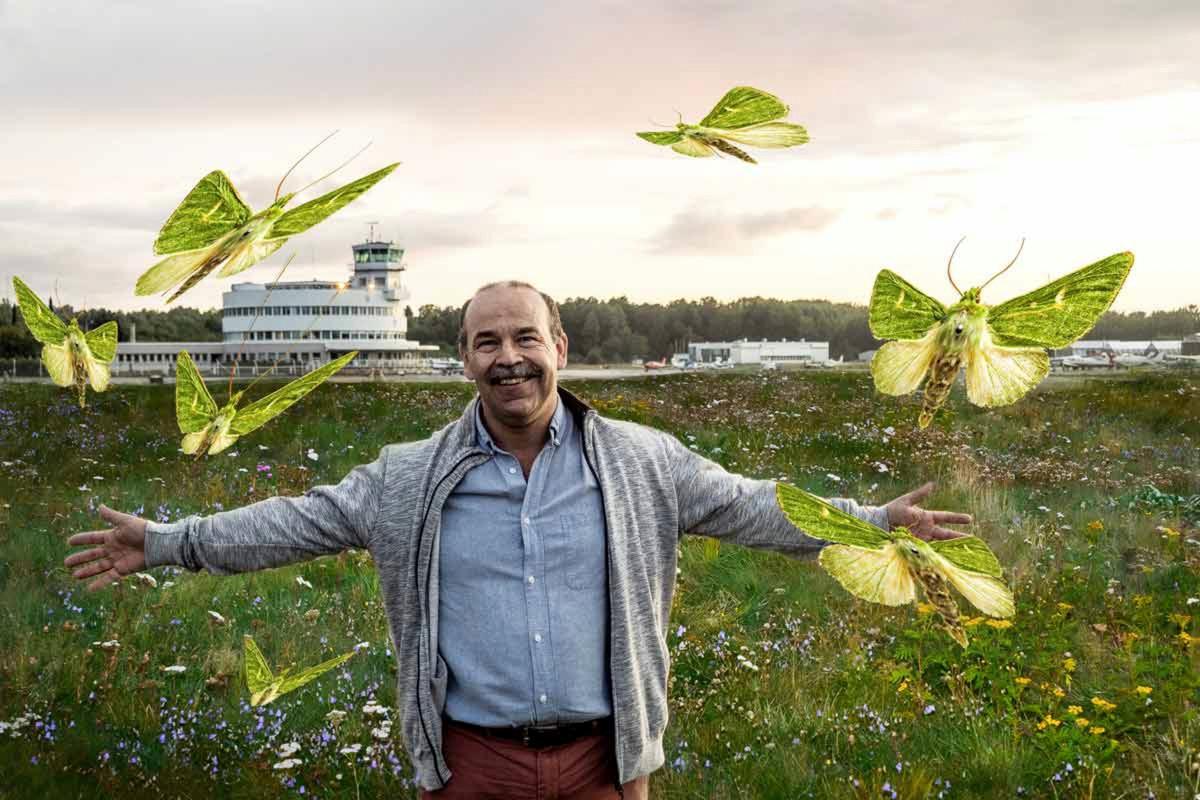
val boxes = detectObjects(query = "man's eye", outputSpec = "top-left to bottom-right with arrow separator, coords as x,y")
519,336 -> 539,346
475,342 -> 499,353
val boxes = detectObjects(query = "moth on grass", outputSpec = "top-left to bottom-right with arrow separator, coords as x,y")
636,86 -> 808,164
776,483 -> 1014,648
137,135 -> 399,304
12,276 -> 117,408
870,240 -> 1133,428
175,349 -> 357,456
243,634 -> 355,707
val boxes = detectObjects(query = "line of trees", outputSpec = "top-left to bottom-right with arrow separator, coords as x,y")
2,296 -> 1197,362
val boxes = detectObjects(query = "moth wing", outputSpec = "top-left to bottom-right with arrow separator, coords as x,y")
266,163 -> 400,240
870,270 -> 947,340
986,252 -> 1133,348
229,351 -> 356,436
670,136 -> 716,158
41,342 -> 74,387
215,238 -> 286,278
243,635 -> 275,694
84,355 -> 111,392
135,245 -> 223,297
180,431 -> 208,455
818,543 -> 917,606
636,131 -> 685,145
929,535 -> 1003,578
870,332 -> 940,396
275,651 -> 355,698
776,483 -> 891,549
931,552 -> 1015,618
705,121 -> 809,148
206,431 -> 240,456
83,321 -> 118,363
963,335 -> 1049,407
174,351 -> 218,434
12,277 -> 67,345
155,171 -> 251,255
700,86 -> 788,128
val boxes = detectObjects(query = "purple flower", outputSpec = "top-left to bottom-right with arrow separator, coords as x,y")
923,704 -> 936,715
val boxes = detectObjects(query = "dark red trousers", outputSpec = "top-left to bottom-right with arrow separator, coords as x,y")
420,719 -> 650,799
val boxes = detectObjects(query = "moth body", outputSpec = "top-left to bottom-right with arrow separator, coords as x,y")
161,202 -> 291,304
689,129 -> 757,163
182,392 -> 244,456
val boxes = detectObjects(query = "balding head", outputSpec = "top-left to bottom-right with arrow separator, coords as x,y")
458,281 -> 563,351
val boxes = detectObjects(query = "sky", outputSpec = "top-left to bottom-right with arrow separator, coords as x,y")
2,0 -> 1199,314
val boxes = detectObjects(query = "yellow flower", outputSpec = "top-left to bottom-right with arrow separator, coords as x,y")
1014,677 -> 1032,686
1157,525 -> 1181,538
1040,714 -> 1061,729
1134,686 -> 1152,696
1132,594 -> 1153,608
1169,613 -> 1191,629
916,603 -> 935,615
1090,697 -> 1117,713
1067,705 -> 1083,715
1087,520 -> 1104,532
1053,687 -> 1066,698
1075,717 -> 1090,728
897,680 -> 909,693
1057,602 -> 1074,612
986,619 -> 1013,630
1178,631 -> 1199,647
963,617 -> 984,628
1063,657 -> 1077,673
1089,726 -> 1106,735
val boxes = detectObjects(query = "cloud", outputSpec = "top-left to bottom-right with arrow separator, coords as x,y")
650,205 -> 839,254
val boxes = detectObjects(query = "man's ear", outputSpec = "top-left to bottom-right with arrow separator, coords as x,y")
556,332 -> 569,369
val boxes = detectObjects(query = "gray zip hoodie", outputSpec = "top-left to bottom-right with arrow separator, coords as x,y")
145,388 -> 890,790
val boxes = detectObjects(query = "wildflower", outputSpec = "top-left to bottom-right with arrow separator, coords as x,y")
1074,717 -> 1090,728
1087,520 -> 1104,532
1036,715 -> 1062,731
278,742 -> 301,758
133,573 -> 158,589
1067,705 -> 1083,716
1014,677 -> 1031,687
986,619 -> 1013,630
1178,631 -> 1199,647
1134,686 -> 1152,696
1090,697 -> 1117,713
161,665 -> 186,674
1132,594 -> 1153,608
207,610 -> 227,625
273,758 -> 302,770
339,744 -> 362,755
1063,657 -> 1076,673
1053,687 -> 1066,698
923,704 -> 936,716
296,576 -> 313,589
1089,726 -> 1105,735
963,617 -> 984,628
304,609 -> 321,622
1057,602 -> 1073,612
1169,613 -> 1191,629
1187,598 -> 1199,606
916,603 -> 936,615
307,449 -> 319,462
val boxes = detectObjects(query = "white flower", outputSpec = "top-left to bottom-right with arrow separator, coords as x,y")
207,610 -> 227,625
78,485 -> 90,492
226,451 -> 239,457
238,468 -> 248,473
162,581 -> 176,589
874,462 -> 889,473
134,573 -> 158,588
1187,597 -> 1199,606
307,449 -> 319,462
353,641 -> 370,652
273,758 -> 302,770
161,665 -> 186,674
826,473 -> 841,482
296,576 -> 313,589
883,426 -> 895,436
325,709 -> 348,724
278,741 -> 301,758
258,445 -> 270,451
93,640 -> 120,650
736,654 -> 759,671
371,724 -> 392,740
339,743 -> 362,755
362,701 -> 389,716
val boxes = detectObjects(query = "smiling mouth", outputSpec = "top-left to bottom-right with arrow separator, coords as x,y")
493,376 -> 536,386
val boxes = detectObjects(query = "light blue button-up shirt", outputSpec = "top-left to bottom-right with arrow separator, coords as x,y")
437,397 -> 612,727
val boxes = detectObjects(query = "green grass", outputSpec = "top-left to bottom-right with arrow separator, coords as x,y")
1,372 -> 1198,798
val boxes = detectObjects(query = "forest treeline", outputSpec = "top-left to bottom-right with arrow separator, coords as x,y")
1,296 -> 1197,361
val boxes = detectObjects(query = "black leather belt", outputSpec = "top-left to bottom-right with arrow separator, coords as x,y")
448,716 -> 612,748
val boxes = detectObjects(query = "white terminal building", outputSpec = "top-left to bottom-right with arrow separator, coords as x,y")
115,239 -> 438,375
687,338 -> 829,365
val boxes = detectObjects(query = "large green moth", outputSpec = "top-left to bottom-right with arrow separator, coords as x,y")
12,277 -> 117,409
869,241 -> 1134,428
137,150 -> 399,304
636,86 -> 808,164
776,483 -> 1014,648
175,349 -> 357,456
243,634 -> 355,707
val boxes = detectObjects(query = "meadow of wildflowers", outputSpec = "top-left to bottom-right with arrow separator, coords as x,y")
1,371 -> 1197,798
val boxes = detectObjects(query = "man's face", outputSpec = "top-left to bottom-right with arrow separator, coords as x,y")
460,286 -> 568,431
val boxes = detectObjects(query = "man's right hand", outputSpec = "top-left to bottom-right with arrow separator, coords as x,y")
64,505 -> 149,592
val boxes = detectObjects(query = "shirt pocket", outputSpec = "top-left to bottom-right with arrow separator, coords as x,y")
558,511 -> 606,591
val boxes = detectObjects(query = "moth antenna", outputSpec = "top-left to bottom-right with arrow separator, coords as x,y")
291,141 -> 373,198
674,109 -> 683,125
227,253 -> 297,401
979,238 -> 1026,292
648,117 -> 670,128
241,280 -> 351,396
275,130 -> 339,200
946,236 -> 966,296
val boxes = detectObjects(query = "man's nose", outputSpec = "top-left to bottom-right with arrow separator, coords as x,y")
495,338 -> 522,363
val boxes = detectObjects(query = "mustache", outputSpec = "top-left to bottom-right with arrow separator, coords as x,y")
488,363 -> 543,383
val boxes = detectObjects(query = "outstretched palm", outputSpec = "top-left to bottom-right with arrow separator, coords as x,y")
64,505 -> 148,592
883,482 -> 972,541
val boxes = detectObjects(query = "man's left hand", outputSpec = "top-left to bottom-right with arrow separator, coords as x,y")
883,482 -> 971,541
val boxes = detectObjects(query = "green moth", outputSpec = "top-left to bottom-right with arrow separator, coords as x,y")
243,634 -> 355,707
776,483 -> 1014,648
12,276 -> 117,409
869,241 -> 1134,428
137,157 -> 399,304
636,86 -> 808,164
175,350 -> 358,456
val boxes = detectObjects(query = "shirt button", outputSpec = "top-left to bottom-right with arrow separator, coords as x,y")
527,576 -> 535,585
534,633 -> 542,643
539,694 -> 547,704
523,517 -> 531,525
508,467 -> 517,474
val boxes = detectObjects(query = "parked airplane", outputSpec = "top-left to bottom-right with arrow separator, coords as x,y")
1061,350 -> 1116,370
1113,343 -> 1163,368
429,358 -> 464,374
643,356 -> 671,371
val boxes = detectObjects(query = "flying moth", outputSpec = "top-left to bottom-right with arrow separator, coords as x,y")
137,141 -> 399,303
243,634 -> 355,707
869,240 -> 1134,428
636,86 -> 809,164
175,349 -> 358,456
12,276 -> 118,409
776,483 -> 1014,648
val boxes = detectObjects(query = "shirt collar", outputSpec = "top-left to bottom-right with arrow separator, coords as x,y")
474,396 -> 565,454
